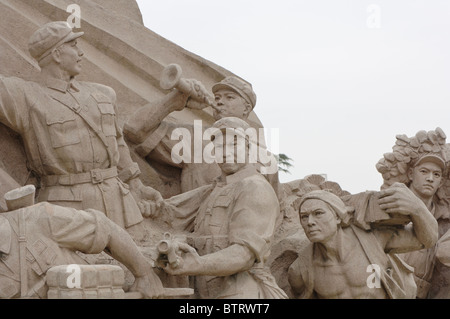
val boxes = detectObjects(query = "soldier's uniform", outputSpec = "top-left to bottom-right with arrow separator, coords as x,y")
124,76 -> 280,198
400,203 -> 450,298
188,165 -> 286,299
0,76 -> 143,229
0,22 -> 143,229
159,117 -> 286,299
0,202 -> 113,298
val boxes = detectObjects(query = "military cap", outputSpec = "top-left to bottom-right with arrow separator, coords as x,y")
212,76 -> 257,109
414,153 -> 446,171
29,21 -> 84,62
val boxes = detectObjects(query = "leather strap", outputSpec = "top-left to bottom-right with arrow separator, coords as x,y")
18,209 -> 27,298
51,92 -> 115,167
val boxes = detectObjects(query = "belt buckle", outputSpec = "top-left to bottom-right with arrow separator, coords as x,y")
91,169 -> 103,184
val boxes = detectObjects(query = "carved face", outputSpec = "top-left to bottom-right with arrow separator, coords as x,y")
408,161 -> 443,201
56,39 -> 84,77
214,134 -> 249,175
299,199 -> 341,244
213,89 -> 251,121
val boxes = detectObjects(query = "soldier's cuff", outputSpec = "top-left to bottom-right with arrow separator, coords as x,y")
119,163 -> 141,183
85,209 -> 111,254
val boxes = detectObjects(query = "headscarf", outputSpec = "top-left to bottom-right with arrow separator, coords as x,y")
298,190 -> 354,226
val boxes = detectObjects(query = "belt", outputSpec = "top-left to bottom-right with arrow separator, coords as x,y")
42,167 -> 118,186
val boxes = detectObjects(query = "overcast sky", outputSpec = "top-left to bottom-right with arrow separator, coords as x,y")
135,0 -> 450,194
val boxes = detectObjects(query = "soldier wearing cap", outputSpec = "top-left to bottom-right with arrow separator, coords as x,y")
0,21 -> 163,237
375,128 -> 450,298
160,117 -> 287,299
401,149 -> 450,299
124,73 -> 280,198
210,76 -> 257,121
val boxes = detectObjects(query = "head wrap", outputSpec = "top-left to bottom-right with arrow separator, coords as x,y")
298,190 -> 353,226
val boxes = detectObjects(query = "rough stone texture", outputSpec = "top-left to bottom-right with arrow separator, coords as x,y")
0,0 -> 273,299
0,0 -> 263,199
267,174 -> 351,298
87,0 -> 144,24
47,265 -> 126,299
0,0 -> 445,300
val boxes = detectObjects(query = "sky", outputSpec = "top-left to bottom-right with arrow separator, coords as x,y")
135,0 -> 450,194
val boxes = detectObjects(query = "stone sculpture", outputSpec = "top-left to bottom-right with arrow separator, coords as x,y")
124,64 -> 280,198
0,0 -> 448,301
267,174 -> 350,298
434,230 -> 450,298
376,128 -> 450,298
0,0 -> 254,202
156,117 -> 287,299
288,185 -> 438,299
0,185 -> 164,299
0,21 -> 164,240
123,65 -> 221,195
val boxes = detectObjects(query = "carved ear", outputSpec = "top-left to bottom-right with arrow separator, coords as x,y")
51,48 -> 61,64
243,101 -> 252,118
407,167 -> 414,181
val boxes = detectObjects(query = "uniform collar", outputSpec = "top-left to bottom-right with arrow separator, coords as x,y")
225,165 -> 258,185
0,215 -> 11,255
44,77 -> 80,93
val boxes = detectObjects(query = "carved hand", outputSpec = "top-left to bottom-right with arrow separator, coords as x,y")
379,182 -> 438,249
184,78 -> 215,109
162,241 -> 201,276
129,178 -> 164,218
378,182 -> 426,217
129,268 -> 165,299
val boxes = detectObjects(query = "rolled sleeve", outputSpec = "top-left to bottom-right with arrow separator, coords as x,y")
228,178 -> 279,262
45,203 -> 111,254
